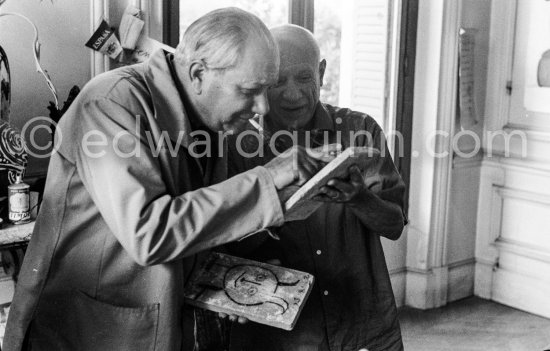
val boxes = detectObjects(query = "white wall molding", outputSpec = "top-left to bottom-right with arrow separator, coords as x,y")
504,123 -> 550,136
389,268 -> 407,307
493,264 -> 550,319
476,156 -> 550,300
499,157 -> 550,176
447,259 -> 475,302
498,187 -> 550,206
427,0 -> 462,270
453,153 -> 483,169
496,238 -> 550,264
405,266 -> 448,309
474,159 -> 505,299
406,0 -> 464,309
482,0 -> 517,133
404,258 -> 476,308
475,0 -> 520,301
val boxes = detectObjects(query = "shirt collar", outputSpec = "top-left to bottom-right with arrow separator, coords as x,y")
143,50 -> 193,148
310,102 -> 335,132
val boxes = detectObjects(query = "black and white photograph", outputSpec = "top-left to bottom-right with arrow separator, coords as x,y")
0,0 -> 549,350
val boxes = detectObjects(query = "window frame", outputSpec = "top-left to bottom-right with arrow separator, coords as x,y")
164,0 -> 417,211
289,0 -> 314,32
393,0 -> 417,212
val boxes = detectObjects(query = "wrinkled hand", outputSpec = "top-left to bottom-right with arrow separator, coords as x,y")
264,144 -> 340,190
278,184 -> 300,204
218,312 -> 248,324
313,165 -> 366,203
265,258 -> 281,266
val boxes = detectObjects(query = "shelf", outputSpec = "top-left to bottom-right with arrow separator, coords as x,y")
0,221 -> 34,247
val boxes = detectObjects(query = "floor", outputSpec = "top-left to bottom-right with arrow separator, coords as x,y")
399,297 -> 550,351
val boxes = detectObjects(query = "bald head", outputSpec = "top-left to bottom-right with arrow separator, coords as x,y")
266,25 -> 326,130
271,24 -> 320,68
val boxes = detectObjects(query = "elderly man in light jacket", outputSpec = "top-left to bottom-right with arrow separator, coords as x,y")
3,8 -> 334,351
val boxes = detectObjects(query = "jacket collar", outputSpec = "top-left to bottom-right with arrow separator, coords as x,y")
143,50 -> 193,148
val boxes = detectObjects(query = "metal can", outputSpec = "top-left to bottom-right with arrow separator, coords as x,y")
8,175 -> 31,224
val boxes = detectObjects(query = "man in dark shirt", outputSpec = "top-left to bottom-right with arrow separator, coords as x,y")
228,24 -> 407,351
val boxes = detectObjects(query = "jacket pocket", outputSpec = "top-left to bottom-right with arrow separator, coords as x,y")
54,290 -> 160,351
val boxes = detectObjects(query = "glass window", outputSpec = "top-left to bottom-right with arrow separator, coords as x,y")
314,0 -> 343,107
180,0 -> 288,37
179,0 -> 401,134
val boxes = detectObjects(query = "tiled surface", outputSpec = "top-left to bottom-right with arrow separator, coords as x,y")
400,297 -> 550,351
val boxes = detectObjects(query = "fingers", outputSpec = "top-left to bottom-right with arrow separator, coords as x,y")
315,171 -> 365,203
291,147 -> 327,186
219,313 -> 249,324
348,165 -> 364,184
265,258 -> 282,266
308,143 -> 341,162
312,143 -> 342,155
312,194 -> 334,202
326,179 -> 355,194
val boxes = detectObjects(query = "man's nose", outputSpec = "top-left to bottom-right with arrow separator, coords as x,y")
281,81 -> 302,102
252,91 -> 270,116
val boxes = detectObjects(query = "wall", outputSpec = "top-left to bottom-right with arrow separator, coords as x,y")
475,0 -> 550,318
444,0 -> 491,303
0,0 -> 91,303
403,0 -> 492,309
0,0 -> 91,176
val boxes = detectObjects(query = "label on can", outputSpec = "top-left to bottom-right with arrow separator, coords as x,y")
9,186 -> 31,224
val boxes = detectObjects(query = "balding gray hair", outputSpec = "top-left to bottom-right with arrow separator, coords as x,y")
175,7 -> 278,71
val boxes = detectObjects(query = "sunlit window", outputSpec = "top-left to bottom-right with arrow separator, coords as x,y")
336,0 -> 399,132
314,0 -> 343,107
179,0 -> 400,133
179,0 -> 288,37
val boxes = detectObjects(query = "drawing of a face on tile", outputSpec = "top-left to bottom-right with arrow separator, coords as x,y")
224,265 -> 299,315
185,253 -> 314,330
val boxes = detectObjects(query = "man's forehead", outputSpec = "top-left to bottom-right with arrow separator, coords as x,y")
279,62 -> 315,75
234,63 -> 278,85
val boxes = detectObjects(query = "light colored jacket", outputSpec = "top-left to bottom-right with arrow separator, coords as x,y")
3,50 -> 283,351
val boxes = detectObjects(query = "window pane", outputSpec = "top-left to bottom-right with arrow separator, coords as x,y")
180,1 -> 288,38
314,0 -> 343,107
320,0 -> 398,133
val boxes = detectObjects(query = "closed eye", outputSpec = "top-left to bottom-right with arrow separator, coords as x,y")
240,87 -> 263,97
297,74 -> 313,82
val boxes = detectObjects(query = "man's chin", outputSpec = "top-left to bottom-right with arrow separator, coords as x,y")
274,113 -> 311,130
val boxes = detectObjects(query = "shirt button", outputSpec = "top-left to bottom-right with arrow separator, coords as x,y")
316,250 -> 322,255
323,290 -> 329,296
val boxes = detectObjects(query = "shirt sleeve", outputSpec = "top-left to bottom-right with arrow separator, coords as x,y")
73,97 -> 284,266
353,116 -> 408,225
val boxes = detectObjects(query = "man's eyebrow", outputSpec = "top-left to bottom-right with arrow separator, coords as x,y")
240,81 -> 272,89
239,84 -> 262,90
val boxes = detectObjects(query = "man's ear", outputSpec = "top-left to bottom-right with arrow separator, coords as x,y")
189,61 -> 207,94
319,59 -> 327,87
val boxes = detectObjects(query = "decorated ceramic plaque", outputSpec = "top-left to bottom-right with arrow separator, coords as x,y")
184,252 -> 314,330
